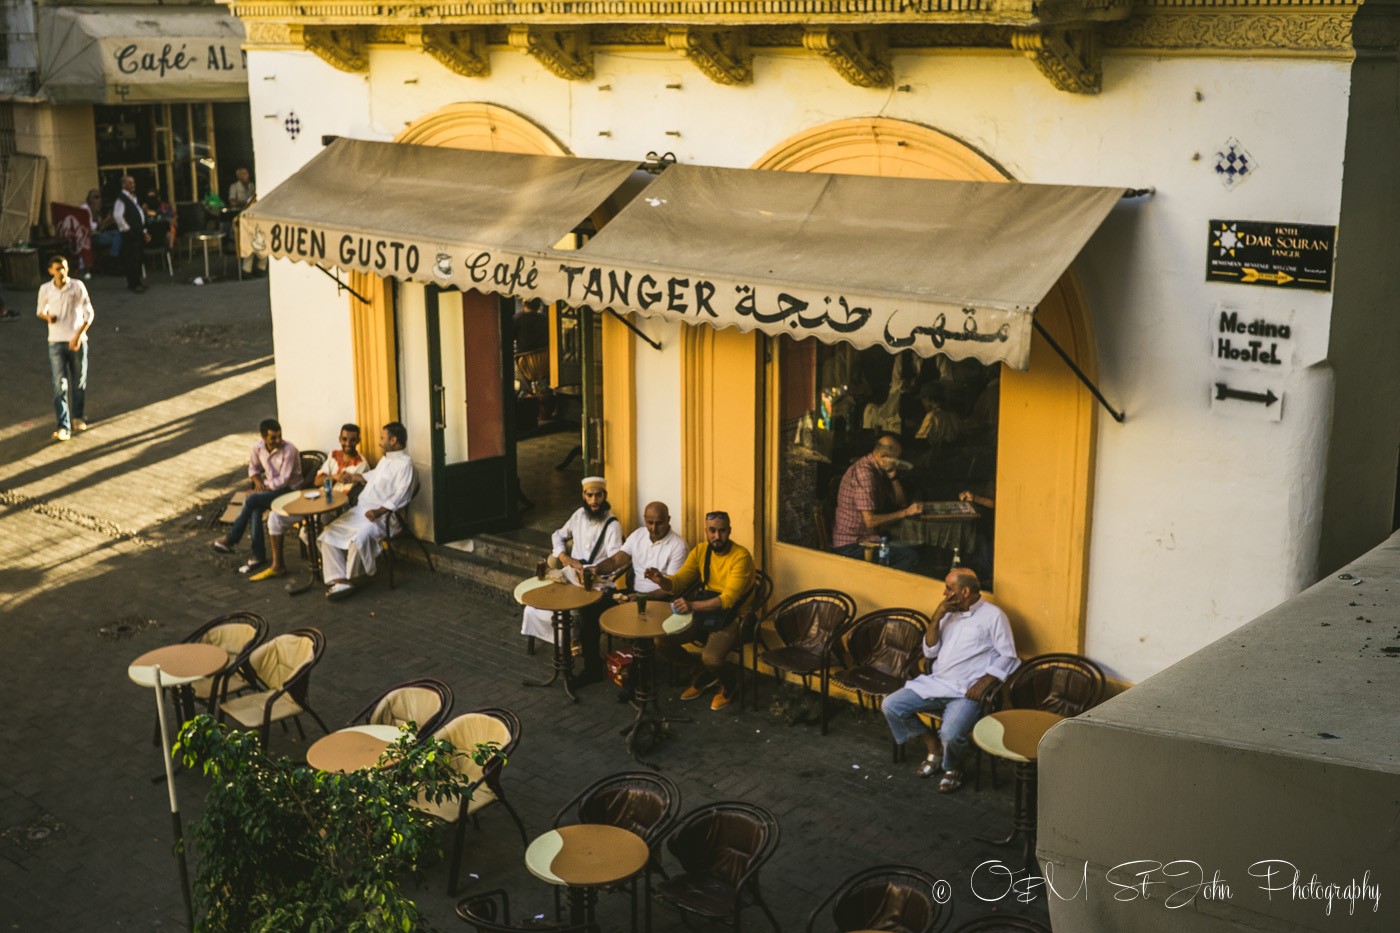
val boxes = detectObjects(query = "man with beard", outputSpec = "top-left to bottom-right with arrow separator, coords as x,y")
648,510 -> 756,711
521,475 -> 623,684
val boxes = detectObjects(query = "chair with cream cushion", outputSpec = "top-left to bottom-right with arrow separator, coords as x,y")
416,707 -> 527,895
185,611 -> 268,713
218,627 -> 330,748
346,677 -> 454,738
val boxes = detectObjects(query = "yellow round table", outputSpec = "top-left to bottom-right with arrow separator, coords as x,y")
521,581 -> 603,703
972,709 -> 1065,872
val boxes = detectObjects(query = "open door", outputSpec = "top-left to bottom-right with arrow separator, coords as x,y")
580,308 -> 605,477
425,285 -> 520,540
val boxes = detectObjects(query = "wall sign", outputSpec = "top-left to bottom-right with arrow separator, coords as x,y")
1207,220 -> 1335,292
1212,305 -> 1295,373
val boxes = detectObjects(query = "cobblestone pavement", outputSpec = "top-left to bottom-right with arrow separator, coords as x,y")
0,270 -> 1050,931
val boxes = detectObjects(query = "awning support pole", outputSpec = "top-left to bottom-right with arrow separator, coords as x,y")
315,264 -> 371,304
607,309 -> 663,351
1032,318 -> 1125,424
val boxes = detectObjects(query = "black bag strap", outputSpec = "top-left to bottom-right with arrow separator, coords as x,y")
701,544 -> 713,589
585,516 -> 619,564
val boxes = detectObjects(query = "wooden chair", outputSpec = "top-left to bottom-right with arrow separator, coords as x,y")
804,864 -> 951,933
417,707 -> 529,895
218,627 -> 331,749
378,480 -> 435,589
655,801 -> 782,932
830,608 -> 930,758
754,589 -> 858,734
346,677 -> 454,738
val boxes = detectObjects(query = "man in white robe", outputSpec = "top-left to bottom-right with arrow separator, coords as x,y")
521,475 -> 623,683
321,422 -> 416,599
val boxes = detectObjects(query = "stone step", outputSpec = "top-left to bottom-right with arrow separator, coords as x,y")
453,533 -> 546,572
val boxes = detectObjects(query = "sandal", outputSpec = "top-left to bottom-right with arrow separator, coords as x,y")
938,770 -> 963,794
210,539 -> 233,554
238,558 -> 266,575
915,755 -> 940,778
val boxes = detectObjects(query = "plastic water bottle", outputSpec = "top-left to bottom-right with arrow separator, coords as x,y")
951,546 -> 962,567
878,536 -> 890,566
324,477 -> 334,503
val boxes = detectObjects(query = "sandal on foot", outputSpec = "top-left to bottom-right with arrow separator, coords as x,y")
248,566 -> 285,582
938,770 -> 963,794
238,558 -> 266,575
915,755 -> 941,778
210,539 -> 233,554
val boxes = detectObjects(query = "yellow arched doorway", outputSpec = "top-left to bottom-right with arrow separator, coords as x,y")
684,117 -> 1097,655
347,103 -> 637,528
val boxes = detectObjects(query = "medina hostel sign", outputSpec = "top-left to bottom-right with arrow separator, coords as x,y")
1206,220 -> 1335,291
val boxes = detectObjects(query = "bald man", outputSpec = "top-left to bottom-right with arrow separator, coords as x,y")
590,501 -> 690,598
111,175 -> 149,293
881,568 -> 1019,793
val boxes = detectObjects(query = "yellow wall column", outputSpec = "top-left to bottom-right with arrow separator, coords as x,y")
347,271 -> 399,461
601,312 -> 637,530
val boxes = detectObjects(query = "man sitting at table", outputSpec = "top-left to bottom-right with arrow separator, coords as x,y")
589,501 -> 690,599
252,423 -> 368,582
520,475 -> 624,684
319,422 -> 416,600
211,419 -> 301,575
830,433 -> 921,571
881,568 -> 1018,794
648,510 -> 756,712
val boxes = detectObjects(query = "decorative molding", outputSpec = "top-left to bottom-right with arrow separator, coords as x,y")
245,21 -> 292,45
802,27 -> 893,87
594,24 -> 668,46
288,24 -> 369,73
405,26 -> 490,77
665,27 -> 752,85
507,26 -> 594,81
1012,27 -> 1100,93
1104,12 -> 1355,54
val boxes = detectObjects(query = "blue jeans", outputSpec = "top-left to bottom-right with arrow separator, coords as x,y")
882,688 -> 982,773
48,341 -> 87,431
225,489 -> 283,561
831,541 -> 919,571
93,229 -> 121,258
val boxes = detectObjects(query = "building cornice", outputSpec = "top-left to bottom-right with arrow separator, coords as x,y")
231,0 -> 1400,91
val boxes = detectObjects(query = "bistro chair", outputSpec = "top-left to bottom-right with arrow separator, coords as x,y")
417,707 -> 529,895
949,915 -> 1051,933
1000,652 -> 1105,717
345,677 -> 454,738
379,480 -> 435,589
830,608 -> 930,759
218,627 -> 331,749
804,863 -> 951,933
655,801 -> 782,932
754,589 -> 857,733
298,450 -> 327,488
552,771 -> 680,931
183,610 -> 269,713
456,889 -> 601,933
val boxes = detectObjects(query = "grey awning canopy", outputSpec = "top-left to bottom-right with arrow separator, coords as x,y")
38,6 -> 248,104
242,138 -> 1124,369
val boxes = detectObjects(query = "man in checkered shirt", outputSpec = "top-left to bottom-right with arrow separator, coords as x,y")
830,432 -> 921,570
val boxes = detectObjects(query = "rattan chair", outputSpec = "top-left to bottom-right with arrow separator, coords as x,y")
656,801 -> 782,932
181,611 -> 268,714
830,608 -> 929,759
1001,652 -> 1106,716
378,479 -> 435,589
456,889 -> 601,933
346,677 -> 454,738
552,771 -> 680,932
804,863 -> 951,933
417,707 -> 529,895
218,627 -> 331,749
754,589 -> 858,733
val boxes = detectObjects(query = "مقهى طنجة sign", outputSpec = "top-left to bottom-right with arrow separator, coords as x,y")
1206,220 -> 1334,292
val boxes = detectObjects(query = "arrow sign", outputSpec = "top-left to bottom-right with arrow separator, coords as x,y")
1215,382 -> 1278,406
1239,267 -> 1295,286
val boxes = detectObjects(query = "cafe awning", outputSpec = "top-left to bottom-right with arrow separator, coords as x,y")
37,6 -> 248,104
241,138 -> 1125,369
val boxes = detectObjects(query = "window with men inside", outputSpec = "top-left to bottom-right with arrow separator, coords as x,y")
777,336 -> 998,585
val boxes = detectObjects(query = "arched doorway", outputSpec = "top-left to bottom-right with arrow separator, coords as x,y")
689,117 -> 1097,654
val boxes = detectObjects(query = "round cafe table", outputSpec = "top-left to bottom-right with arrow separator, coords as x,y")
281,489 -> 347,596
525,824 -> 650,931
600,599 -> 692,766
129,643 -> 230,723
521,581 -> 603,703
972,709 -> 1065,872
306,723 -> 401,773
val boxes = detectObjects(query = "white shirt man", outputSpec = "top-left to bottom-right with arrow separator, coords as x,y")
520,476 -> 623,640
320,424 -> 416,599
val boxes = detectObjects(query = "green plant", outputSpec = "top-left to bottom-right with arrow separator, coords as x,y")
176,714 -> 498,933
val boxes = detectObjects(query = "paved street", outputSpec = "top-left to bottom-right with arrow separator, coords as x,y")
0,267 -> 1049,931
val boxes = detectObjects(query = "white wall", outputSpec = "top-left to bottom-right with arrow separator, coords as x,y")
253,41 -> 1359,682
630,318 -> 685,536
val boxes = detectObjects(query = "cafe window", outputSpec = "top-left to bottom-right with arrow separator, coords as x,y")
775,335 -> 1001,584
95,103 -> 218,207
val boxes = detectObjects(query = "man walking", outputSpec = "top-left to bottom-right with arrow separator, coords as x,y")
112,175 -> 149,293
36,256 -> 95,441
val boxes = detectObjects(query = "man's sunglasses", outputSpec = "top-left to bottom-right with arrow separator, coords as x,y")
705,511 -> 730,522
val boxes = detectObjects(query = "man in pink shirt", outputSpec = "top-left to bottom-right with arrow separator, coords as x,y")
211,418 -> 300,573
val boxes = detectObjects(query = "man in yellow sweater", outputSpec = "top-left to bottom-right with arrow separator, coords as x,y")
646,510 -> 756,711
